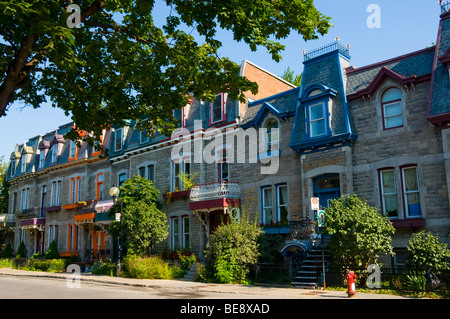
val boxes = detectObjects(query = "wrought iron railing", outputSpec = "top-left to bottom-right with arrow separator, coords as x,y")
303,40 -> 350,61
189,181 -> 240,202
16,207 -> 46,219
288,217 -> 313,240
441,1 -> 450,13
0,214 -> 16,226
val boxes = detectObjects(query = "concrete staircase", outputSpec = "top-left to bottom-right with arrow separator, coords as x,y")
291,244 -> 331,289
182,262 -> 199,281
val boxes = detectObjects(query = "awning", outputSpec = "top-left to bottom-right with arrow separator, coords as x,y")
74,212 -> 95,224
280,241 -> 309,256
95,200 -> 114,213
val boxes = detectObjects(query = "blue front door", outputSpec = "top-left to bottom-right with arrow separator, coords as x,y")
313,173 -> 340,209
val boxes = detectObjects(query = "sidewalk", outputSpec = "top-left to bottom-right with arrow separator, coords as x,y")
0,267 -> 409,299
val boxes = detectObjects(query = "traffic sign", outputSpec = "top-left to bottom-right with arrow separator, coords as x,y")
311,197 -> 320,210
317,210 -> 326,227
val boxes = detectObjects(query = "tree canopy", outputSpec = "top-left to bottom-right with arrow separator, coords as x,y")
0,0 -> 331,144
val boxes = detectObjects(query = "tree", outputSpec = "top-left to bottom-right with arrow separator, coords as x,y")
0,156 -> 9,215
280,67 -> 302,87
110,175 -> 168,256
324,194 -> 395,270
0,0 -> 331,145
406,231 -> 450,271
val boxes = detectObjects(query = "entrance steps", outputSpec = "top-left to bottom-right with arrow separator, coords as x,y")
182,262 -> 200,281
291,244 -> 331,289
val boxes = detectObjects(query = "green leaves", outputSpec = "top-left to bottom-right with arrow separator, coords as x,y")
110,175 -> 168,256
0,0 -> 330,145
407,231 -> 450,271
324,194 -> 395,269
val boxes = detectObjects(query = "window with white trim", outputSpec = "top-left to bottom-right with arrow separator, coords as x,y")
20,188 -> 30,211
171,160 -> 190,191
69,177 -> 81,204
262,187 -> 273,224
265,119 -> 279,154
277,184 -> 288,225
20,155 -> 27,173
115,128 -> 123,152
210,93 -> 225,124
51,181 -> 62,206
138,164 -> 155,182
182,216 -> 190,249
171,217 -> 179,250
51,145 -> 58,163
382,88 -> 403,129
402,166 -> 421,217
39,151 -> 45,168
379,169 -> 398,218
69,140 -> 77,158
309,102 -> 326,137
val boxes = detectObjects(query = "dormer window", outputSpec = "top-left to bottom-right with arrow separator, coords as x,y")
210,93 -> 226,124
299,84 -> 336,140
10,161 -> 16,176
51,145 -> 58,163
39,151 -> 45,168
309,102 -> 326,137
69,140 -> 77,159
115,128 -> 123,152
381,88 -> 403,129
20,155 -> 27,173
265,119 -> 279,154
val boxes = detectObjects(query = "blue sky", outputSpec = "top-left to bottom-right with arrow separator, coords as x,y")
0,0 -> 443,162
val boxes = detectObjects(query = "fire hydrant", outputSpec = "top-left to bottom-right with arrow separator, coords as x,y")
345,271 -> 357,298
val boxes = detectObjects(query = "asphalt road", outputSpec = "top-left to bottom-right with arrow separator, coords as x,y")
0,276 -> 270,299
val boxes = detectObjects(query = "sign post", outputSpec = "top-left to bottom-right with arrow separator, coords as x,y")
317,209 -> 326,290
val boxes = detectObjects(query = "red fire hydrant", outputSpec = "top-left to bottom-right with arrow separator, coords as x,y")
345,271 -> 357,298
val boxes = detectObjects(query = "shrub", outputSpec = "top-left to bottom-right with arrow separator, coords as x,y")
92,258 -> 117,276
407,230 -> 450,271
122,254 -> 183,279
178,252 -> 197,271
203,211 -> 262,284
45,240 -> 59,260
1,242 -> 12,258
17,241 -> 26,258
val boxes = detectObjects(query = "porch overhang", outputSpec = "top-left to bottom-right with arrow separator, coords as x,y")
74,212 -> 95,225
20,218 -> 45,231
189,198 -> 241,212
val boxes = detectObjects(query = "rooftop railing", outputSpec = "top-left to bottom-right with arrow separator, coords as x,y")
303,40 -> 350,62
441,1 -> 450,13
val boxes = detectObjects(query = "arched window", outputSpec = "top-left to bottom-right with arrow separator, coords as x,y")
265,119 -> 279,153
382,88 -> 403,129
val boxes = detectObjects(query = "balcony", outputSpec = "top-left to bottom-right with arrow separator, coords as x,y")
189,181 -> 241,211
20,217 -> 45,231
16,207 -> 46,219
0,214 -> 16,227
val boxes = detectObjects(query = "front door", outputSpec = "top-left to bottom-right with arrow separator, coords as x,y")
313,173 -> 340,209
210,210 -> 227,233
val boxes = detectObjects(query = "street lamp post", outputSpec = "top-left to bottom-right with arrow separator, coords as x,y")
109,185 -> 122,276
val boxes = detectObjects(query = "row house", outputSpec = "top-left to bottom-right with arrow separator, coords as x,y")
3,6 -> 449,269
4,121 -> 115,259
3,60 -> 296,260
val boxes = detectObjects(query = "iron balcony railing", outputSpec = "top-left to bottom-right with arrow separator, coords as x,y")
0,214 -> 16,226
303,40 -> 350,62
189,181 -> 241,202
16,207 -> 46,219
